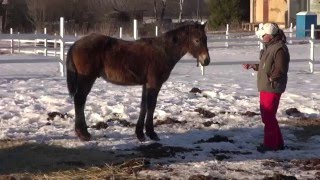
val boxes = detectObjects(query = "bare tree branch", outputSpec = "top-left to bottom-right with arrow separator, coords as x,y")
179,0 -> 184,22
160,0 -> 167,21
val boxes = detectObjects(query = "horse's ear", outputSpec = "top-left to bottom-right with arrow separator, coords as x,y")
201,21 -> 207,28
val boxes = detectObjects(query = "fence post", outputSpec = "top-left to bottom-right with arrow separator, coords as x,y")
59,17 -> 65,77
155,25 -> 158,37
44,28 -> 47,56
259,39 -> 264,50
309,24 -> 315,73
54,33 -> 57,56
10,28 -> 13,54
119,27 -> 122,39
200,21 -> 205,76
289,23 -> 293,44
34,30 -> 37,54
255,27 -> 259,46
225,24 -> 229,47
17,32 -> 20,53
133,19 -> 138,40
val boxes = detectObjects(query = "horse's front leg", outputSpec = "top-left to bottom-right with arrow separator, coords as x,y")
145,87 -> 161,141
135,85 -> 147,141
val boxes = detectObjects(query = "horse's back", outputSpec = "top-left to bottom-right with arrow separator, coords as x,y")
74,33 -> 110,51
69,33 -> 171,85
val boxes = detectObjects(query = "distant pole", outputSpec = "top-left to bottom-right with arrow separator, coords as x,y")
54,33 -> 57,56
257,23 -> 264,50
196,0 -> 199,21
59,17 -> 65,77
133,19 -> 138,40
17,32 -> 20,53
287,0 -> 291,27
60,17 -> 64,38
225,24 -> 229,47
155,26 -> 158,37
10,28 -> 13,54
200,21 -> 205,76
289,23 -> 293,44
309,24 -> 315,73
44,28 -> 47,56
34,30 -> 37,54
119,27 -> 122,39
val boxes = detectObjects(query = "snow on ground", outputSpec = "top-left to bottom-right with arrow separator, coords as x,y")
0,41 -> 320,179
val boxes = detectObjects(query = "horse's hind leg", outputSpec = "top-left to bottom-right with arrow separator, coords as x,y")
135,85 -> 147,141
145,87 -> 160,141
74,75 -> 96,141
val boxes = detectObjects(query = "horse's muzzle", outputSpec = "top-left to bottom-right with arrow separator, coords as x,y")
198,53 -> 210,66
201,57 -> 210,66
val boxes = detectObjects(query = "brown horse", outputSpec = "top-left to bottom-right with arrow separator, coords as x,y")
66,22 -> 210,142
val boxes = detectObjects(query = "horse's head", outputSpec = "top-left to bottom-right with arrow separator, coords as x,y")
187,22 -> 210,66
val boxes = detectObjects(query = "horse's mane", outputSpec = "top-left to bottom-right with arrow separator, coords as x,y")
162,21 -> 203,39
165,21 -> 202,33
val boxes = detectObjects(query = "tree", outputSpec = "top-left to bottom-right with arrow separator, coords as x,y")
178,0 -> 184,22
5,0 -> 33,33
153,0 -> 158,20
208,0 -> 241,29
0,0 -> 8,32
160,0 -> 167,21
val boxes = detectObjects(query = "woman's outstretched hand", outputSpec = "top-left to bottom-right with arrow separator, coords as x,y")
242,64 -> 254,70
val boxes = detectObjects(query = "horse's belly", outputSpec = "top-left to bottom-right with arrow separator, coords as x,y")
100,70 -> 145,85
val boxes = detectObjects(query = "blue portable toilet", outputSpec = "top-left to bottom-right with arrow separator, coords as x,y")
296,11 -> 317,38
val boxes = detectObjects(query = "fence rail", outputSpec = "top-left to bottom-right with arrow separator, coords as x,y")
0,18 -> 319,76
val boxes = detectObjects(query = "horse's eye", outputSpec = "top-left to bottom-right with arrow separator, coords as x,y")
194,39 -> 200,44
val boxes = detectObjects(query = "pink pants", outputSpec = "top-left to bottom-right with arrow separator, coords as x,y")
260,91 -> 284,149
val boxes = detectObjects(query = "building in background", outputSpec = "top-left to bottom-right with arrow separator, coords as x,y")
250,0 -> 309,28
310,0 -> 320,25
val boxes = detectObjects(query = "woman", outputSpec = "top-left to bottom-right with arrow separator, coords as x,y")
243,23 -> 290,152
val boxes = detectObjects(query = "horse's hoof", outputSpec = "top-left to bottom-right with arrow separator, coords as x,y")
136,132 -> 146,142
146,132 -> 160,141
75,129 -> 91,141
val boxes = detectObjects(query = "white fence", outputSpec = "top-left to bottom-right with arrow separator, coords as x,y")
0,17 -> 77,77
206,23 -> 320,74
0,18 -> 319,77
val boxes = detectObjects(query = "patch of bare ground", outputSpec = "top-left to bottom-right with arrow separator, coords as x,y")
209,149 -> 252,161
281,117 -> 320,142
262,158 -> 320,179
131,142 -> 199,159
291,159 -> 320,171
155,117 -> 187,126
0,158 -> 150,179
0,140 -> 154,179
47,111 -> 72,121
106,118 -> 135,127
195,108 -> 216,118
262,174 -> 298,180
194,135 -> 234,144
290,159 -> 320,179
188,174 -> 222,180
0,51 -> 8,55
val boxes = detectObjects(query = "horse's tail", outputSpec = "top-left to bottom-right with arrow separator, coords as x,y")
66,44 -> 77,98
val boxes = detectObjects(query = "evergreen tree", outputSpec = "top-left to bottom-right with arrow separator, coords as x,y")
208,0 -> 241,29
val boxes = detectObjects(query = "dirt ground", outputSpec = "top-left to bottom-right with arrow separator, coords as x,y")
0,115 -> 320,179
